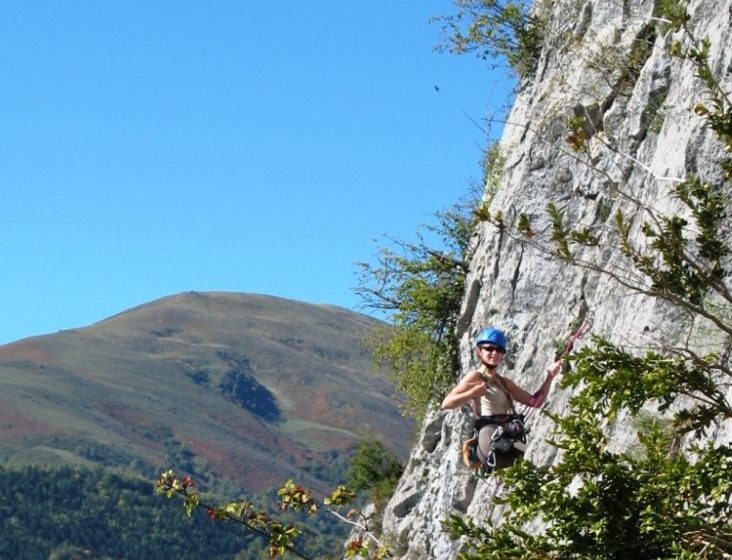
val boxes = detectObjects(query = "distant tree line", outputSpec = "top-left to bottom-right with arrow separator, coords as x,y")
0,465 -> 348,559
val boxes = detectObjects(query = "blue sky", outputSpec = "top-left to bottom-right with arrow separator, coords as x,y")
0,1 -> 513,345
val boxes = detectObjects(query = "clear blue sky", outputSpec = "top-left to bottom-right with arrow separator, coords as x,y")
0,1 -> 513,345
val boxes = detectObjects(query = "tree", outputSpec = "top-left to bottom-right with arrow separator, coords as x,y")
433,0 -> 547,78
355,202 -> 476,419
346,439 -> 404,505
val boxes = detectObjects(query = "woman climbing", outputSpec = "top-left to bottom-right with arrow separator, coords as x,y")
441,327 -> 564,470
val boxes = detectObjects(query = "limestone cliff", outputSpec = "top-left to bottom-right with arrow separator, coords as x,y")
378,1 -> 732,557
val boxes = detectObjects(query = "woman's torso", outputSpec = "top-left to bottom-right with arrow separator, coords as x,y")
478,372 -> 512,416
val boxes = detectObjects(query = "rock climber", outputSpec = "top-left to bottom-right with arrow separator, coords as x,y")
441,326 -> 564,469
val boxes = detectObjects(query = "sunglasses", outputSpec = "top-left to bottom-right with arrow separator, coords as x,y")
478,344 -> 504,354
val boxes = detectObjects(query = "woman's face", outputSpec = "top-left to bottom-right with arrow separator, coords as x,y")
477,344 -> 505,368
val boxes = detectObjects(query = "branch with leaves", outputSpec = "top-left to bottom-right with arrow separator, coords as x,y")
155,471 -> 392,560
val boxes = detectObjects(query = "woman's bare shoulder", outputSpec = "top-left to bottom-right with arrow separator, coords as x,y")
463,369 -> 485,383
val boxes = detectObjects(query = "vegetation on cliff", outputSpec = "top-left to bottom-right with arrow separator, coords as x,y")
355,202 -> 476,419
433,0 -> 547,78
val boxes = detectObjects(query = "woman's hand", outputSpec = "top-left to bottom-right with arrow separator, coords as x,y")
547,358 -> 564,379
528,358 -> 564,407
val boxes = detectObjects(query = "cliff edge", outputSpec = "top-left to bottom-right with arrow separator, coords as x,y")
378,0 -> 732,557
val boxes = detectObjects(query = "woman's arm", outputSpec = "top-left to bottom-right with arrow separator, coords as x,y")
441,370 -> 486,410
503,358 -> 564,408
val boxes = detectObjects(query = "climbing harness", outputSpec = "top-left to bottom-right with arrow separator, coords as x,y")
483,414 -> 527,470
462,413 -> 527,473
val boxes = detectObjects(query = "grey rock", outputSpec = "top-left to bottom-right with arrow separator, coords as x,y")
370,0 -> 732,558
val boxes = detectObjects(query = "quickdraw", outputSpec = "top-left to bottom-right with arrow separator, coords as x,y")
557,310 -> 595,360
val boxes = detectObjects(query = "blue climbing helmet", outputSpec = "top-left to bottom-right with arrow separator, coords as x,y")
475,327 -> 508,352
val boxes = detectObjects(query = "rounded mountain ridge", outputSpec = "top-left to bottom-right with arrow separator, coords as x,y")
0,291 -> 408,493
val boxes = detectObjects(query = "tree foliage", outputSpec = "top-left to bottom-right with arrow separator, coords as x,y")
346,439 -> 404,505
446,418 -> 732,559
433,0 -> 546,77
355,203 -> 476,418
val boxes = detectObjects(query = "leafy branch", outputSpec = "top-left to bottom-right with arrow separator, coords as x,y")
433,0 -> 546,77
156,471 -> 311,559
156,471 -> 392,560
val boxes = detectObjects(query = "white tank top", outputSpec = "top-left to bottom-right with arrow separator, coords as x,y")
478,373 -> 512,416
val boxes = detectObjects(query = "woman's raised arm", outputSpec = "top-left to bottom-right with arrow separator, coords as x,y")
441,370 -> 485,410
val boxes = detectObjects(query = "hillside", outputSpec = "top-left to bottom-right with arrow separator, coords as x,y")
0,291 -> 411,493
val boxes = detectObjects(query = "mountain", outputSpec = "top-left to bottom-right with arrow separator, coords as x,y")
0,291 -> 412,493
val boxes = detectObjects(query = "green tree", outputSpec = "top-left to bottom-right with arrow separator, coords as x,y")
346,439 -> 404,505
355,202 -> 475,418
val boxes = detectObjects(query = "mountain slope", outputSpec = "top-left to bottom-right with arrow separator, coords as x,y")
0,291 -> 411,493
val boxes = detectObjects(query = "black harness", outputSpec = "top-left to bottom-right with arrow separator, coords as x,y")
474,413 -> 525,433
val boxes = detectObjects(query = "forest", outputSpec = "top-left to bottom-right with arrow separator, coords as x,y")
0,465 -> 347,559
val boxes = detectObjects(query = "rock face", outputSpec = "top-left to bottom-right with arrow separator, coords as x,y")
378,1 -> 732,557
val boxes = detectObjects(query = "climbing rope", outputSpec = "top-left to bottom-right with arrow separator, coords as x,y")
556,310 -> 595,360
523,310 -> 595,421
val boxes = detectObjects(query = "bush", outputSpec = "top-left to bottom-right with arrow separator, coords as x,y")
433,0 -> 546,77
355,202 -> 475,418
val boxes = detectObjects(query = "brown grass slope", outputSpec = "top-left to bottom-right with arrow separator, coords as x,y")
0,292 -> 411,493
